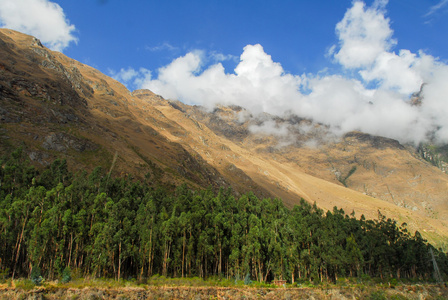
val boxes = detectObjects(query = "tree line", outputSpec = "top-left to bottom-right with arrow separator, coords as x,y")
0,148 -> 446,283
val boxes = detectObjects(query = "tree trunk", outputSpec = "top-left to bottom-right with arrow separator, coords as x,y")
162,241 -> 171,277
68,233 -> 73,266
118,241 -> 122,281
182,231 -> 186,278
219,246 -> 222,276
264,259 -> 272,282
147,227 -> 153,277
12,212 -> 28,279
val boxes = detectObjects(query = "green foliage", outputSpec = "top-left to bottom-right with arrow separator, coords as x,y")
14,279 -> 36,290
368,290 -> 387,300
244,273 -> 252,285
389,278 -> 398,288
0,268 -> 9,283
418,143 -> 448,169
0,148 -> 447,284
61,267 -> 72,283
339,166 -> 357,187
30,266 -> 43,286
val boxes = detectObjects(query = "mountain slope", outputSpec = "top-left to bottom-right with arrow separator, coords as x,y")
1,28 -> 448,246
134,99 -> 448,244
0,28 -> 271,197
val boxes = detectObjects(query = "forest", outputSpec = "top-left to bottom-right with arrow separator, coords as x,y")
0,148 -> 447,284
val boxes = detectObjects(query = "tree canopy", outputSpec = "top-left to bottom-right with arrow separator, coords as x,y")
0,148 -> 446,283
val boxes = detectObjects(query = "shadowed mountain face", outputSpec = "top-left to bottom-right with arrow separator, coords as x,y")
1,28 -> 448,246
0,29 -> 271,198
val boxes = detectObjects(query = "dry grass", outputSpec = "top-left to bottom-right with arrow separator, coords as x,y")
1,278 -> 448,300
2,28 -> 448,248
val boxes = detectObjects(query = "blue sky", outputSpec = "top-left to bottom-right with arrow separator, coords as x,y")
2,0 -> 446,77
1,0 -> 448,144
59,0 -> 355,75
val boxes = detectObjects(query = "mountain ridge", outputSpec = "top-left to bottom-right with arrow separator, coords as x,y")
1,28 -> 448,246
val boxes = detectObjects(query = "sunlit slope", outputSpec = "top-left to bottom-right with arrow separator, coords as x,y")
126,96 -> 448,243
1,28 -> 448,245
0,28 -> 229,191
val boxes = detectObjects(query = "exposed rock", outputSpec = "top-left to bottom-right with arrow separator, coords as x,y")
0,106 -> 21,123
41,58 -> 93,99
418,144 -> 448,173
344,131 -> 404,150
92,80 -> 115,96
31,37 -> 44,48
132,89 -> 167,105
187,107 -> 250,141
28,151 -> 50,165
410,83 -> 426,107
42,133 -> 97,153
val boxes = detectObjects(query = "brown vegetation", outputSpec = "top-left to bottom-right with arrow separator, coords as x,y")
1,283 -> 448,300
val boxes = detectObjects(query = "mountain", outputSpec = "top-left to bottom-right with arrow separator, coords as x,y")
1,28 -> 448,246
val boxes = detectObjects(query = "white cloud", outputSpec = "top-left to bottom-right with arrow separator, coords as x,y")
424,0 -> 448,17
248,120 -> 290,138
333,0 -> 394,69
145,42 -> 178,52
0,0 -> 77,51
209,51 -> 238,63
141,44 -> 303,115
109,67 -> 151,90
420,64 -> 448,142
359,50 -> 423,94
110,67 -> 139,83
332,0 -> 432,96
116,1 -> 448,146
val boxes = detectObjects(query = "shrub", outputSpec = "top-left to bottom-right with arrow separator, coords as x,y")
0,268 -> 9,283
369,290 -> 387,300
234,274 -> 241,285
244,273 -> 252,285
62,267 -> 72,283
15,279 -> 36,290
30,265 -> 43,286
358,273 -> 373,284
389,278 -> 398,288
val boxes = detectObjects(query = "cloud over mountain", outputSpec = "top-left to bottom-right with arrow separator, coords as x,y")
0,0 -> 77,51
114,1 -> 448,145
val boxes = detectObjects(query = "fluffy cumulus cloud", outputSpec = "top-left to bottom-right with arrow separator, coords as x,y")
140,45 -> 303,116
119,0 -> 448,145
0,0 -> 77,51
333,0 -> 394,69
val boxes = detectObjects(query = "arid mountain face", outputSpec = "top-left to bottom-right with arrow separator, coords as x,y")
1,29 -> 448,246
